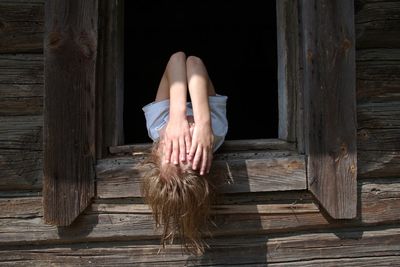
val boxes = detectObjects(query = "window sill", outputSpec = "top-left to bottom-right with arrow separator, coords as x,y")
96,139 -> 306,198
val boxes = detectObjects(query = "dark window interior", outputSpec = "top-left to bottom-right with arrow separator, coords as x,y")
124,0 -> 277,144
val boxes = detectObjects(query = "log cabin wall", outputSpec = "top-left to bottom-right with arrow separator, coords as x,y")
0,0 -> 399,265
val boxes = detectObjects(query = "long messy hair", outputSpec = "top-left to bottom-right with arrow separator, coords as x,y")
141,140 -> 215,255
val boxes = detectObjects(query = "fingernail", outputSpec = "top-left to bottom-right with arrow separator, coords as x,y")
174,161 -> 178,165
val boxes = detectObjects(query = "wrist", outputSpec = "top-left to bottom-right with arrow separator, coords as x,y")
194,116 -> 211,126
169,105 -> 186,119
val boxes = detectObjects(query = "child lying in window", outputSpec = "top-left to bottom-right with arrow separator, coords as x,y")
141,52 -> 228,254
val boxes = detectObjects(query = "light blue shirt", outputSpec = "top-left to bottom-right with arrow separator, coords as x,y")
142,94 -> 228,152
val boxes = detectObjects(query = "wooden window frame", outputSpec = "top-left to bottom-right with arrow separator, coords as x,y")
43,0 -> 357,226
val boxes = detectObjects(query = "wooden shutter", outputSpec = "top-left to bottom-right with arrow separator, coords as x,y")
300,0 -> 357,219
43,0 -> 98,225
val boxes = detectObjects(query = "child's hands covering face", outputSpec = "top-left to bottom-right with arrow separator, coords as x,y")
189,123 -> 214,175
163,117 -> 191,164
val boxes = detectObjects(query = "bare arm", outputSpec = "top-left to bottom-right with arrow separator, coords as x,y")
163,52 -> 191,164
186,56 -> 215,175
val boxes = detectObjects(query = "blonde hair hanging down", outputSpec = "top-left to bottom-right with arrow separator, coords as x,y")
141,140 -> 215,255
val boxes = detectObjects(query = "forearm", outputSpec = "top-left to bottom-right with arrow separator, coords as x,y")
188,80 -> 211,125
166,60 -> 188,119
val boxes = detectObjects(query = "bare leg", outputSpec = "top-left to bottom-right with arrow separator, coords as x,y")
155,51 -> 187,102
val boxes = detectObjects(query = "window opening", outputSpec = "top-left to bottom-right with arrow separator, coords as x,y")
124,0 -> 278,143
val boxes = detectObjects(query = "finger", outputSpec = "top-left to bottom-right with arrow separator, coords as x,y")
207,152 -> 213,174
200,148 -> 208,175
192,145 -> 202,170
179,138 -> 186,162
189,141 -> 197,161
164,140 -> 172,163
172,140 -> 179,165
185,135 -> 191,155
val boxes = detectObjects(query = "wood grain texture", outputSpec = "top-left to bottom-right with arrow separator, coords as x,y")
0,116 -> 43,191
355,0 -> 400,49
0,178 -> 399,245
358,151 -> 400,179
96,152 -> 307,198
356,49 -> 400,178
0,54 -> 43,116
300,0 -> 357,219
0,2 -> 44,53
276,0 -> 300,144
356,49 -> 400,104
109,139 -> 296,155
0,54 -> 43,84
0,226 -> 399,266
43,0 -> 98,226
95,0 -> 124,159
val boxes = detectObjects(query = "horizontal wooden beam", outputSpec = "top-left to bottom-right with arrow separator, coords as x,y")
355,0 -> 400,49
0,54 -> 43,84
0,2 -> 44,54
0,178 -> 399,245
0,54 -> 43,116
356,49 -> 400,104
1,226 -> 399,265
110,139 -> 296,155
0,116 -> 43,191
96,151 -> 307,198
358,151 -> 400,179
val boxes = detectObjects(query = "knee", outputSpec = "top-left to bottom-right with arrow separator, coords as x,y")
169,51 -> 186,64
186,55 -> 204,69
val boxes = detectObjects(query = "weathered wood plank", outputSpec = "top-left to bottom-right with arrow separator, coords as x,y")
0,54 -> 43,116
359,151 -> 400,178
0,2 -> 44,53
43,0 -> 98,226
89,203 -> 319,215
355,0 -> 400,49
358,102 -> 400,129
0,226 -> 399,266
0,149 -> 43,191
109,139 -> 296,155
358,128 -> 400,151
358,179 -> 400,224
0,197 -> 42,218
0,116 -> 42,150
0,84 -> 43,116
0,179 -> 399,245
356,49 -> 400,178
96,152 -> 307,198
276,0 -> 300,144
95,0 -> 124,159
0,54 -> 43,84
356,49 -> 400,104
0,116 -> 43,191
300,0 -> 357,219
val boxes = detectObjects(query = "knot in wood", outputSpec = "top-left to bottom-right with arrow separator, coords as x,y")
47,31 -> 63,49
342,38 -> 352,51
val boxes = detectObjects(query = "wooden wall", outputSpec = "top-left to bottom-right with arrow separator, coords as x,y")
0,0 -> 399,265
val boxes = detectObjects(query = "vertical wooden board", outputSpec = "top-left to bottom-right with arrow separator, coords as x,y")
43,0 -> 98,226
95,0 -> 124,159
276,0 -> 305,152
300,0 -> 357,218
